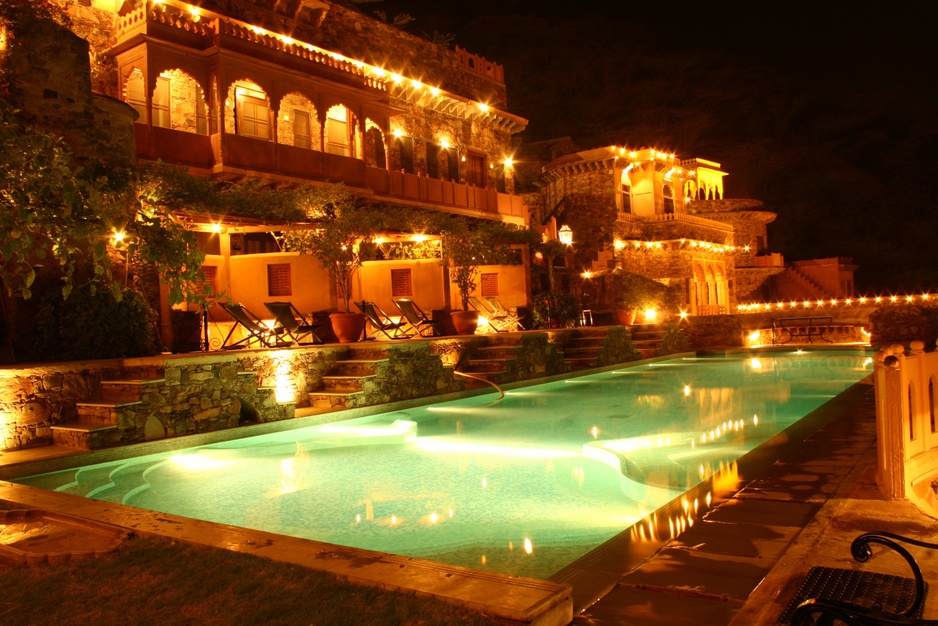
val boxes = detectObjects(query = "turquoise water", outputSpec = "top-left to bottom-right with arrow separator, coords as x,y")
16,350 -> 871,579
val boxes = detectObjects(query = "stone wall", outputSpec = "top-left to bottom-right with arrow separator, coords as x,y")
685,315 -> 744,349
869,305 -> 938,349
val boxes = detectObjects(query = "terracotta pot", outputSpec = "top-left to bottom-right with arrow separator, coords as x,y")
450,310 -> 479,335
614,309 -> 637,325
330,312 -> 366,343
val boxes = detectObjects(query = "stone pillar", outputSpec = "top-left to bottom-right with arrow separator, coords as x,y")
875,345 -> 907,499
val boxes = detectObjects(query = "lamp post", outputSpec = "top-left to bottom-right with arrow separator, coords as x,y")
558,224 -> 573,246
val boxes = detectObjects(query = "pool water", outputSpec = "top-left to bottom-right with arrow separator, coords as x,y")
16,350 -> 872,579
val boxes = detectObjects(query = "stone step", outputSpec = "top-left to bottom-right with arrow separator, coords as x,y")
321,375 -> 374,393
332,359 -> 387,377
75,401 -> 141,426
474,345 -> 522,359
50,421 -> 119,450
96,378 -> 164,403
566,337 -> 606,348
466,358 -> 514,373
565,357 -> 598,371
562,347 -> 601,358
307,391 -> 366,410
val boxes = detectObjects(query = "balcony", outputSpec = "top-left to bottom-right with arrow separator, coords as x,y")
136,128 -> 527,224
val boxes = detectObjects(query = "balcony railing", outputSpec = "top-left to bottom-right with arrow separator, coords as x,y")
136,128 -> 526,222
618,211 -> 734,233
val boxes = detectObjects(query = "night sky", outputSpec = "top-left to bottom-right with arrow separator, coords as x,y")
378,0 -> 938,293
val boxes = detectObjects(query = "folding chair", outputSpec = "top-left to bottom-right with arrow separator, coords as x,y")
486,296 -> 523,331
393,298 -> 441,337
468,296 -> 511,333
356,301 -> 412,340
263,301 -> 322,345
219,302 -> 288,349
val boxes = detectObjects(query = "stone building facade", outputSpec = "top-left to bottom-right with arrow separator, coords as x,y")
526,144 -> 855,314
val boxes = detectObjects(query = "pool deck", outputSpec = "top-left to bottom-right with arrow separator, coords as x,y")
2,364 -> 936,624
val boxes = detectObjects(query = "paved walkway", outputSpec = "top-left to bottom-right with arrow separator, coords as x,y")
573,380 -> 938,625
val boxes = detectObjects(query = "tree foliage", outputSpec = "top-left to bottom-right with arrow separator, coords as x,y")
279,184 -> 386,312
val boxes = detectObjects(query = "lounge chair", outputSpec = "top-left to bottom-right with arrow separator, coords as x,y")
356,301 -> 412,340
486,296 -> 523,331
219,302 -> 287,349
469,296 -> 511,333
263,301 -> 322,345
786,531 -> 938,625
393,298 -> 441,337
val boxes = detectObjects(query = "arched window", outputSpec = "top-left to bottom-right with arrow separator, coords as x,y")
620,169 -> 632,214
325,104 -> 357,157
663,184 -> 674,214
227,80 -> 270,140
150,69 -> 207,134
124,69 -> 146,122
929,377 -> 935,433
364,122 -> 386,168
277,93 -> 320,150
908,383 -> 915,440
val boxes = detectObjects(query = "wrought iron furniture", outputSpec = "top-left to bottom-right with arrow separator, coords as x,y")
772,316 -> 834,345
356,301 -> 412,340
469,296 -> 511,332
486,296 -> 522,331
219,302 -> 288,349
784,531 -> 936,625
263,301 -> 322,345
393,298 -> 441,337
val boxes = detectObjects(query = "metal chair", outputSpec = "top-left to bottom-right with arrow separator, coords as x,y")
356,301 -> 412,340
219,302 -> 288,349
486,296 -> 522,331
393,298 -> 441,337
469,296 -> 511,333
263,301 -> 322,345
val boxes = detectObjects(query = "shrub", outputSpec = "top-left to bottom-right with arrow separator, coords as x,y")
532,291 -> 582,328
22,286 -> 161,361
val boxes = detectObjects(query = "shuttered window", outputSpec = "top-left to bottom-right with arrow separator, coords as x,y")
267,263 -> 292,297
391,269 -> 413,297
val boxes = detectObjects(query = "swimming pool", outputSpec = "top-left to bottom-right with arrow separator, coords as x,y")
15,349 -> 872,579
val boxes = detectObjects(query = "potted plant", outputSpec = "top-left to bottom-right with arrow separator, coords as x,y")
280,184 -> 383,342
609,270 -> 677,325
439,219 -> 515,334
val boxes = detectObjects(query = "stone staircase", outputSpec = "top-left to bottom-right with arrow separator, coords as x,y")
460,340 -> 523,386
562,330 -> 609,371
51,376 -> 165,450
630,324 -> 667,359
307,348 -> 388,410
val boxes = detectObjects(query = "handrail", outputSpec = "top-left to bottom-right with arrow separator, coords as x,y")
454,371 -> 505,400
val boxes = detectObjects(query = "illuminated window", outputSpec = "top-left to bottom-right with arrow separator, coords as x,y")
325,105 -> 354,156
663,184 -> 674,214
620,170 -> 632,214
293,109 -> 311,149
267,263 -> 292,297
152,76 -> 171,128
194,82 -> 207,135
236,86 -> 270,140
125,69 -> 146,122
480,273 -> 498,297
391,269 -> 413,297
